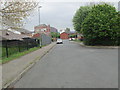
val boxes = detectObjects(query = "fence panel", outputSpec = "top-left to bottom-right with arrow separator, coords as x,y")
1,38 -> 39,58
7,40 -> 19,57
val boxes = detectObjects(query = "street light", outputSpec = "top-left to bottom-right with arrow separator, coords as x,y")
38,6 -> 42,25
38,6 -> 42,48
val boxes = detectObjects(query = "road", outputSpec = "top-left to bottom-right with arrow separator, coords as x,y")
14,40 -> 118,88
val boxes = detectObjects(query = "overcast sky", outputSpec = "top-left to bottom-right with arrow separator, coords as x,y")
23,0 -> 119,32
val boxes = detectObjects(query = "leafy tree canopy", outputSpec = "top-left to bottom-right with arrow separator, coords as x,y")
65,28 -> 70,33
81,4 -> 120,45
72,6 -> 92,33
0,1 -> 38,28
51,32 -> 60,38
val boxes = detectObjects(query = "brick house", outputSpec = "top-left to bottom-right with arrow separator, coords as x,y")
34,24 -> 58,36
34,24 -> 51,36
60,32 -> 69,39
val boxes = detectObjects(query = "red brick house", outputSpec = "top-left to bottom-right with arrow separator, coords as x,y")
60,32 -> 69,39
34,24 -> 58,37
34,24 -> 51,36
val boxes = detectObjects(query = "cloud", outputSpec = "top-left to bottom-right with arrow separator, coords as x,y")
43,0 -> 119,2
24,1 -> 119,31
24,2 -> 84,31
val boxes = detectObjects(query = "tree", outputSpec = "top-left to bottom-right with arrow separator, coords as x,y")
72,6 -> 92,33
81,4 -> 120,46
69,34 -> 76,38
0,1 -> 38,29
65,28 -> 70,33
51,32 -> 60,38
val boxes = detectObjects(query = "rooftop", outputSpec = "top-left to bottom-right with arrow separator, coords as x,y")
0,30 -> 30,40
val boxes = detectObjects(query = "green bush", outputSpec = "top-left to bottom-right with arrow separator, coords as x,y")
81,4 -> 120,46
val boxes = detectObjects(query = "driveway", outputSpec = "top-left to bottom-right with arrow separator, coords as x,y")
14,40 -> 118,88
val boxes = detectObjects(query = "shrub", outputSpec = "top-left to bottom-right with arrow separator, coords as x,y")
81,4 -> 120,46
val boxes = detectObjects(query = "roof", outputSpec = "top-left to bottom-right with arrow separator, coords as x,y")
36,24 -> 47,27
50,27 -> 58,33
0,30 -> 30,40
0,36 -> 6,40
60,32 -> 68,34
32,33 -> 41,38
11,28 -> 32,34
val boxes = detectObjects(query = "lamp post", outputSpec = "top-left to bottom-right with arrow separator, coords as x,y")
38,6 -> 42,26
38,6 -> 42,48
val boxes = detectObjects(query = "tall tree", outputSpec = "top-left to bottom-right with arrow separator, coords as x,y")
0,1 -> 38,29
65,28 -> 70,33
72,6 -> 92,33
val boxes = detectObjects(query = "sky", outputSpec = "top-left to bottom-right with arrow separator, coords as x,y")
23,0 -> 119,32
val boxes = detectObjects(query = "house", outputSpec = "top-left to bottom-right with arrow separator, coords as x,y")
0,30 -> 30,40
34,24 -> 58,36
0,29 -> 31,48
9,28 -> 33,37
32,33 -> 41,39
50,27 -> 58,33
34,24 -> 51,36
60,32 -> 69,39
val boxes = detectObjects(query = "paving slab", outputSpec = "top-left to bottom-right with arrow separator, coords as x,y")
2,42 -> 56,88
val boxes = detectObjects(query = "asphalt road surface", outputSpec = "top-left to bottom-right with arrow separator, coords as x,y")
14,40 -> 118,88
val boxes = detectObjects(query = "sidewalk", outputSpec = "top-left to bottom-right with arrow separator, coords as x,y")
2,42 -> 56,88
73,41 -> 119,49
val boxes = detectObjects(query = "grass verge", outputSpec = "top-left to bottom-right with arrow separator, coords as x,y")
0,46 -> 43,64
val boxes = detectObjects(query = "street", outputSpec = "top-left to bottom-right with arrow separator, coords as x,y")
14,40 -> 118,88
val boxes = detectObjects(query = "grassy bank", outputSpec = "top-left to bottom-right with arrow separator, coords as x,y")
0,46 -> 42,64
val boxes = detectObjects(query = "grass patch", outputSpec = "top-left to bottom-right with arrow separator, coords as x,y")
0,46 -> 42,64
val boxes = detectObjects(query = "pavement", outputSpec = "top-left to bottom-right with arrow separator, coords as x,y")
2,42 -> 56,89
74,41 -> 119,49
14,40 -> 118,88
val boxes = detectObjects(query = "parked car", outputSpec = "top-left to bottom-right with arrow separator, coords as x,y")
69,38 -> 75,41
69,38 -> 72,41
56,39 -> 63,44
72,38 -> 75,40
